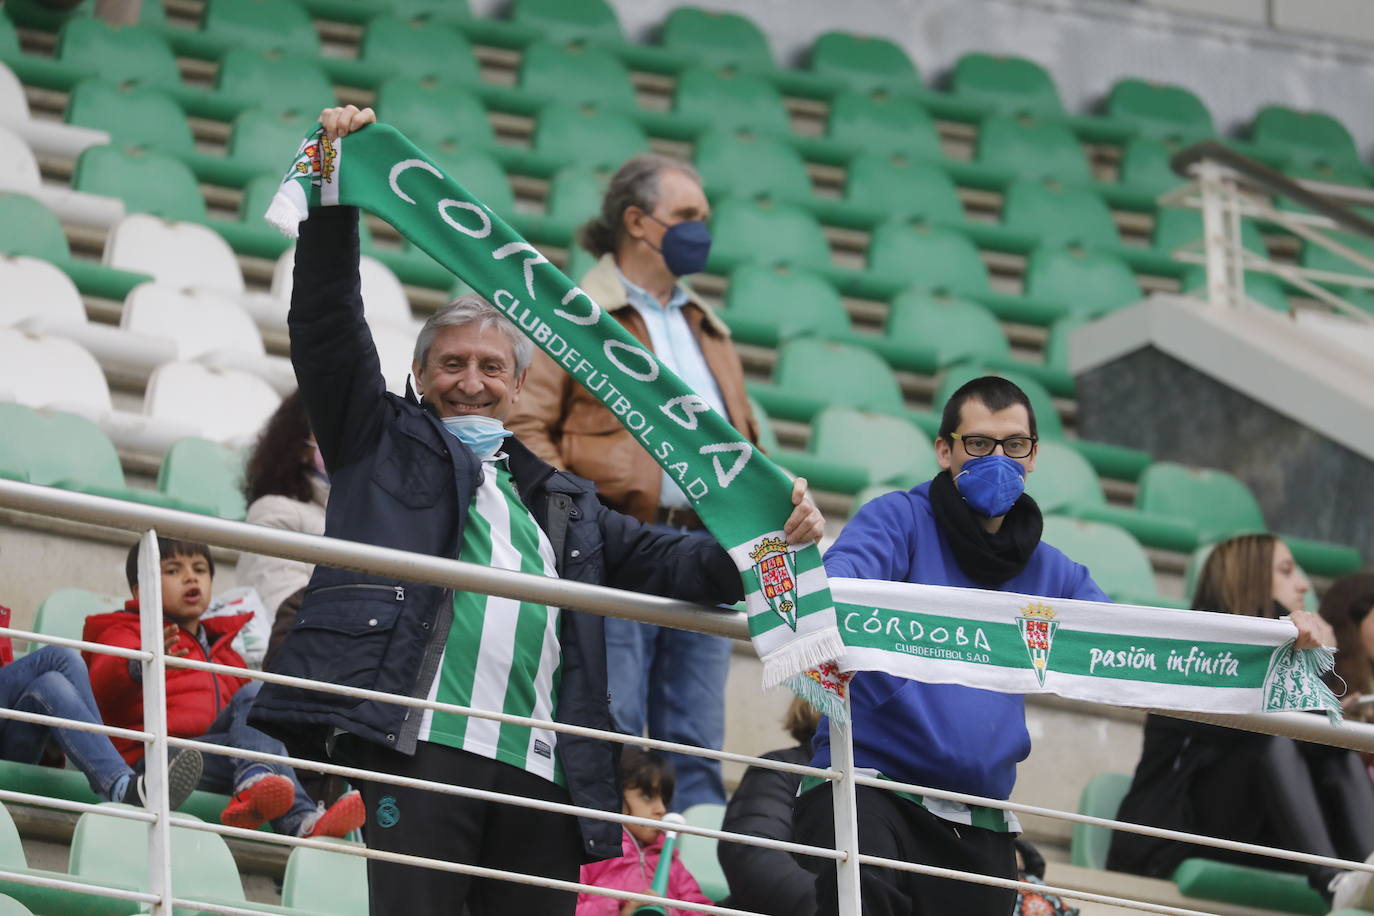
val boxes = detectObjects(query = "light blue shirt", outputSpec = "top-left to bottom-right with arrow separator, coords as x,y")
617,268 -> 728,509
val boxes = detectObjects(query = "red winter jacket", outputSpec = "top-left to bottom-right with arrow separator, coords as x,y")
83,601 -> 253,764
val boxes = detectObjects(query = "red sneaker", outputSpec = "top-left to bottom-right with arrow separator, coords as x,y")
221,773 -> 295,830
299,790 -> 365,838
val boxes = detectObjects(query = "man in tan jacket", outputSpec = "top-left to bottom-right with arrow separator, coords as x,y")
507,153 -> 757,810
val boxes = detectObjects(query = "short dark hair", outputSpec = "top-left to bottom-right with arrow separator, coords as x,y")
125,538 -> 215,590
938,376 -> 1038,441
619,746 -> 675,806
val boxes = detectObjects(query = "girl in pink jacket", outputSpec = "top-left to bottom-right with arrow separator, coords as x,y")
577,748 -> 711,916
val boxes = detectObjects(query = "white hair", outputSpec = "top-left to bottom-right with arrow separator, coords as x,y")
412,294 -> 534,375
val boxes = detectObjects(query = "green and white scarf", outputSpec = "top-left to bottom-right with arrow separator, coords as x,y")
266,124 -> 1340,722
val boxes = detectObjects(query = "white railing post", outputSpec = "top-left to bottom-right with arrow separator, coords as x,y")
831,694 -> 862,916
1197,159 -> 1241,309
137,530 -> 173,915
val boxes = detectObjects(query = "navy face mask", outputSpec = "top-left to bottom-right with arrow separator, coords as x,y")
954,454 -> 1027,518
647,217 -> 712,276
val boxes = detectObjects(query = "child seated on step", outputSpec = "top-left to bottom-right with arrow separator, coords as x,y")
83,538 -> 364,838
577,747 -> 710,916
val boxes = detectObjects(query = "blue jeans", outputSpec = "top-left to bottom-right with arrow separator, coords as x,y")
604,613 -> 730,811
0,646 -> 134,800
196,681 -> 316,835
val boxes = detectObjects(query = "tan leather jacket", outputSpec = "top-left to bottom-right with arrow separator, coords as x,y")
506,254 -> 759,523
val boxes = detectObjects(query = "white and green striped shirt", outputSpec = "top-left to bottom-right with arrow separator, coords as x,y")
417,455 -> 565,785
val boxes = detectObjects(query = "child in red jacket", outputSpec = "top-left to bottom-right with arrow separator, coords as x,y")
85,538 -> 363,838
577,748 -> 710,916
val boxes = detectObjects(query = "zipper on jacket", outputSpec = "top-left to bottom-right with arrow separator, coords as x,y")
310,584 -> 406,600
181,624 -> 222,714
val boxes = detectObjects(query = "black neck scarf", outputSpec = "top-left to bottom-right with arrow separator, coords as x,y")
928,470 -> 1044,587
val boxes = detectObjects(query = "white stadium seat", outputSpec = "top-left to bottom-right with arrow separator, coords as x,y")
0,125 -> 124,228
143,361 -> 281,445
0,62 -> 109,161
103,214 -> 245,294
0,255 -> 87,326
272,247 -> 417,331
0,326 -> 112,411
371,322 -> 418,395
121,283 -> 266,360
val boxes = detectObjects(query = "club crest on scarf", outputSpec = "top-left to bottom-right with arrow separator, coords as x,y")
1017,603 -> 1059,686
289,134 -> 336,184
750,536 -> 798,631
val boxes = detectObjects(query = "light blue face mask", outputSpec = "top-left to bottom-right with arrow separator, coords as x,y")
440,415 -> 513,460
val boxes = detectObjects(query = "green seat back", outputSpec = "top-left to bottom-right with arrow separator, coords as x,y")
1105,78 -> 1213,147
510,0 -> 621,43
376,77 -> 494,151
934,364 -> 1063,439
1026,440 -> 1104,512
808,31 -> 919,91
35,588 -> 121,644
1024,246 -> 1142,318
1153,207 -> 1266,257
1136,463 -> 1266,545
694,129 -> 813,202
25,411 -> 127,492
201,0 -> 320,57
361,16 -> 480,85
1172,859 -> 1326,915
749,397 -> 779,455
1119,137 -> 1186,196
0,404 -> 42,481
977,115 -> 1091,184
674,67 -> 789,135
533,104 -> 648,174
826,92 -> 943,161
659,7 -> 772,71
1070,772 -> 1131,869
813,407 -> 937,485
388,0 -> 471,18
1299,229 -> 1374,280
0,893 -> 33,916
74,145 -> 207,222
1283,161 -> 1371,190
952,52 -> 1062,116
518,41 -> 635,110
845,153 -> 963,223
240,174 -> 284,223
1043,316 -> 1087,372
56,19 -> 180,89
66,79 -> 194,154
887,290 -> 1008,366
1001,179 -> 1119,248
773,338 -> 905,415
0,805 -> 25,868
868,221 -> 989,297
1182,542 -> 1213,604
709,197 -> 831,271
427,148 -> 514,216
676,803 -> 728,902
1180,266 -> 1290,313
0,194 -> 71,260
281,841 -> 369,915
215,47 -> 335,116
545,166 -> 605,223
157,438 -> 248,520
71,807 -> 247,902
1250,104 -> 1360,170
723,264 -> 850,340
1042,516 -> 1157,601
228,109 -> 319,174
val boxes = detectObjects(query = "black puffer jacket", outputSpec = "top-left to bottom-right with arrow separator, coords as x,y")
718,744 -> 819,915
249,207 -> 743,860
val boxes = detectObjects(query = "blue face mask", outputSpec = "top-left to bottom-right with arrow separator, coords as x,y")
649,218 -> 712,276
954,454 -> 1027,518
440,415 -> 513,461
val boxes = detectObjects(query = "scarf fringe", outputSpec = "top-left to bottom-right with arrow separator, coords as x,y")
264,187 -> 305,240
783,672 -> 849,725
1306,645 -> 1344,726
759,629 -> 845,690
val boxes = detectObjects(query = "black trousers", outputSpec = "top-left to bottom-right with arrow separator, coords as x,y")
795,785 -> 1018,916
342,739 -> 582,916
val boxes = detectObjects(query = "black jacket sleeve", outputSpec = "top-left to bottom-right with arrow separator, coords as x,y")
287,206 -> 388,473
596,505 -> 745,606
718,746 -> 818,916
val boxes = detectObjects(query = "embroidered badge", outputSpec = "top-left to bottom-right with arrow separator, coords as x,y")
750,536 -> 798,631
376,794 -> 400,829
1017,603 -> 1059,686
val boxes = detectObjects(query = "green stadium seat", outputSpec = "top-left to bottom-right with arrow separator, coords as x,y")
376,76 -> 494,151
1105,78 -> 1213,147
158,438 -> 248,520
1024,246 -> 1143,318
215,47 -> 335,117
1041,516 -> 1165,606
518,40 -> 636,110
868,220 -> 989,298
545,166 -> 604,226
807,31 -> 921,92
1250,104 -> 1361,171
1042,316 -> 1085,376
674,66 -> 789,135
1001,179 -> 1119,248
361,16 -> 481,85
855,483 -> 909,509
825,91 -> 943,161
844,153 -> 963,223
1299,229 -> 1374,281
694,128 -> 813,202
813,407 -> 938,489
1136,462 -> 1264,545
886,290 -> 1007,368
748,337 -> 907,425
951,52 -> 1063,117
1153,207 -> 1267,258
1069,772 -> 1131,869
533,103 -> 647,174
55,18 -> 180,90
1172,859 -> 1325,914
510,0 -> 621,43
73,145 -> 206,222
978,114 -> 1092,184
281,841 -> 369,915
719,264 -> 849,347
34,587 -> 122,644
1179,266 -> 1291,313
0,893 -> 34,915
227,108 -> 317,174
0,193 -> 150,300
0,800 -> 140,916
707,197 -> 831,272
201,0 -> 320,58
66,79 -> 194,153
428,147 -> 515,216
1118,136 -> 1186,196
659,7 -> 773,72
677,803 -> 729,902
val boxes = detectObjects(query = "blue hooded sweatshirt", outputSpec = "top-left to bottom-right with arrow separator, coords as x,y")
812,482 -> 1109,801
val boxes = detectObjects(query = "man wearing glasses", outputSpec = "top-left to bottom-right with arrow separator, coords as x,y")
794,376 -> 1110,916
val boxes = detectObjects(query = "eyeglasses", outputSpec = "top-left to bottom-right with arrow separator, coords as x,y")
949,433 -> 1037,459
